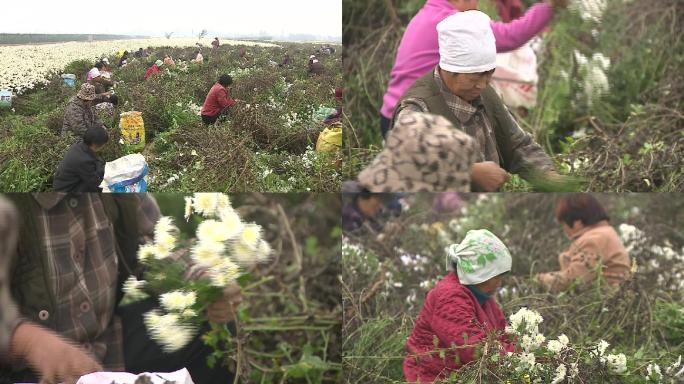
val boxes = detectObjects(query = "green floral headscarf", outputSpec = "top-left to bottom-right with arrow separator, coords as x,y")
446,229 -> 512,285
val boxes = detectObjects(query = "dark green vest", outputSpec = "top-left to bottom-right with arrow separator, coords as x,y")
391,71 -> 521,172
7,194 -> 140,328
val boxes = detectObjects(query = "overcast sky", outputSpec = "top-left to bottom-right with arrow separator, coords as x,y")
1,0 -> 342,38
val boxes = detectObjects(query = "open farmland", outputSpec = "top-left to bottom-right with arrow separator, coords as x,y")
0,39 -> 343,192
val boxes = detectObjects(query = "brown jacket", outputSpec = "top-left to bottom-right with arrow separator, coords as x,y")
538,221 -> 631,292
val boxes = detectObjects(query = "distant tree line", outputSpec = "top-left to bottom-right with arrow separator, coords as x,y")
0,34 -> 147,45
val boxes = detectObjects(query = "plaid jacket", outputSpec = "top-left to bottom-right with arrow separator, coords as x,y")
5,194 -> 163,370
0,197 -> 20,364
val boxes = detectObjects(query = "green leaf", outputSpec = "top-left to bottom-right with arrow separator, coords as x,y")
283,351 -> 329,379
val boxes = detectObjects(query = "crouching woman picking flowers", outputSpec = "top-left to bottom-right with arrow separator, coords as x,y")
404,229 -> 515,383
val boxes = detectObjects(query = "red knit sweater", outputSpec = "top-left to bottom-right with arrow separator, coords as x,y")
403,272 -> 515,383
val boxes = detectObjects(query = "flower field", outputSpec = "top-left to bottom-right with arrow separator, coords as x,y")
0,40 -> 343,192
0,38 -> 276,94
343,0 -> 684,191
342,194 -> 684,383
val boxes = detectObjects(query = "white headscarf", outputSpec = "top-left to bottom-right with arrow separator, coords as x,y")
445,229 -> 512,285
437,10 -> 497,74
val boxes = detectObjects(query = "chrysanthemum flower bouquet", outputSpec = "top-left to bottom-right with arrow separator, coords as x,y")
121,193 -> 272,375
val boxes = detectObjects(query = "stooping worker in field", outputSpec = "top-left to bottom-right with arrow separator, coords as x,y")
212,37 -> 220,49
61,83 -> 108,138
89,60 -> 118,107
118,50 -> 130,67
53,126 -> 108,193
0,194 -> 242,384
404,229 -> 516,383
201,74 -> 242,125
163,54 -> 176,68
536,194 -> 631,292
309,55 -> 325,75
391,11 -> 557,192
281,51 -> 293,67
352,111 -> 477,192
323,87 -> 344,125
341,183 -> 401,232
194,50 -> 204,64
380,0 -> 568,137
144,59 -> 163,80
0,196 -> 104,383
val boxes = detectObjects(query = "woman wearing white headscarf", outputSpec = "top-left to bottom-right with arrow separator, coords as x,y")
403,229 -> 516,383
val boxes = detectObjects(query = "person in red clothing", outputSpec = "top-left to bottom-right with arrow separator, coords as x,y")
144,60 -> 163,80
201,74 -> 242,125
404,229 -> 515,383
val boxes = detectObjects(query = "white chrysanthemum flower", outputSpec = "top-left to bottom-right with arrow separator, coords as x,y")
521,333 -> 545,352
193,193 -> 220,217
585,66 -> 609,106
558,334 -> 569,347
603,353 -> 627,374
508,307 -> 543,335
160,290 -> 197,312
122,276 -> 148,301
184,196 -> 193,221
256,239 -> 273,262
155,231 -> 177,252
547,340 -> 564,355
181,308 -> 197,318
219,208 -> 244,240
216,194 -> 232,211
647,363 -> 662,381
569,0 -> 607,22
233,242 -> 258,265
666,355 -> 682,375
154,241 -> 173,259
197,220 -> 231,244
551,364 -> 567,384
240,224 -> 262,249
146,311 -> 196,353
138,244 -> 156,262
570,362 -> 579,378
519,352 -> 536,370
208,259 -> 241,287
592,53 -> 611,70
574,50 -> 588,67
593,339 -> 610,357
155,216 -> 176,237
191,240 -> 225,268
144,309 -> 163,329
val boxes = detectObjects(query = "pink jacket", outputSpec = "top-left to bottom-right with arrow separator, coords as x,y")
381,0 -> 554,118
403,272 -> 515,383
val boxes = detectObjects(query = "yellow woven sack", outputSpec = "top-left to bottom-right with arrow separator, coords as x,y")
316,125 -> 342,152
119,111 -> 145,152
